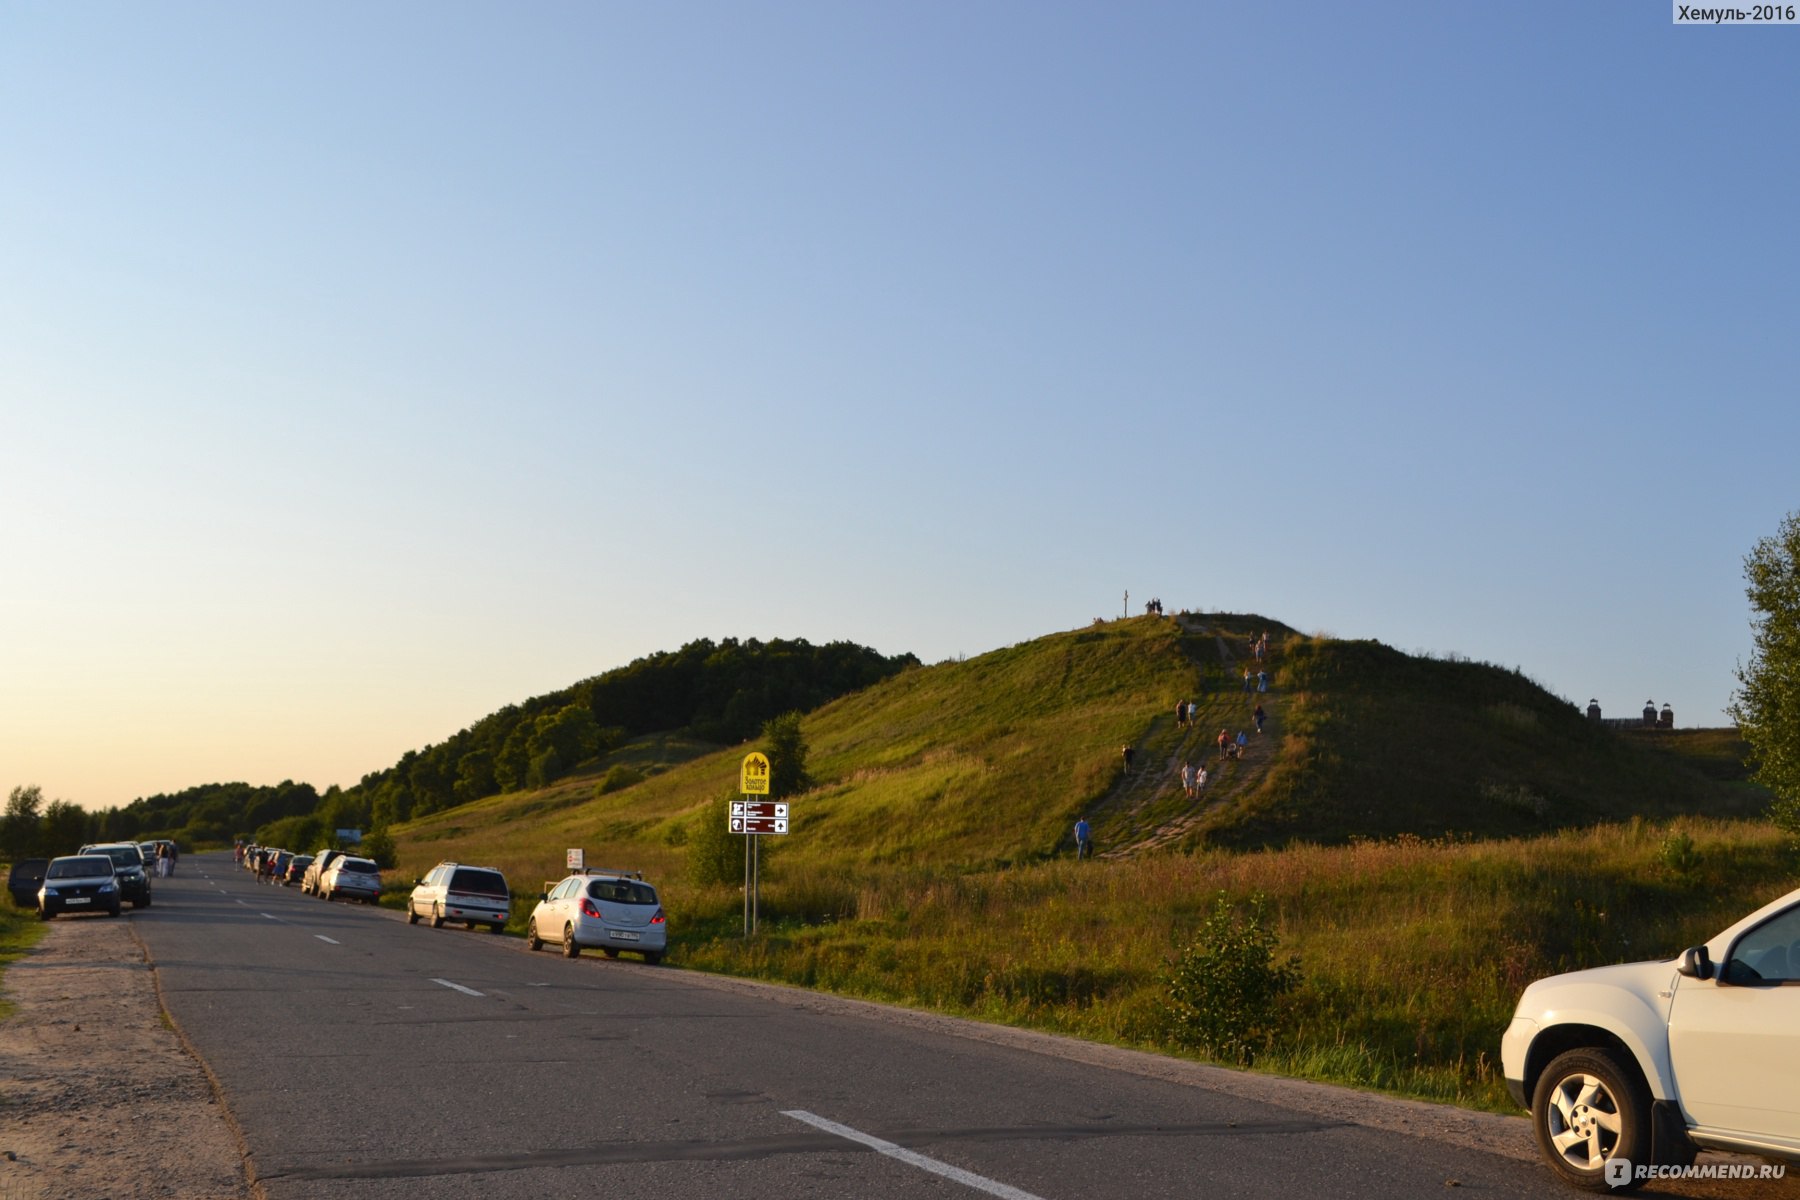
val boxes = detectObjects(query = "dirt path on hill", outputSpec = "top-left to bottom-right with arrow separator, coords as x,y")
1095,617 -> 1282,858
0,914 -> 250,1200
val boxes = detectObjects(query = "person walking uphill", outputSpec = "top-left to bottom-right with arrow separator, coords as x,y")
1074,816 -> 1093,860
1121,744 -> 1136,775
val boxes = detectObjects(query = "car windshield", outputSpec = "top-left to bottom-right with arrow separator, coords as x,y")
587,879 -> 658,905
99,847 -> 141,867
340,859 -> 378,875
450,870 -> 507,896
48,857 -> 114,879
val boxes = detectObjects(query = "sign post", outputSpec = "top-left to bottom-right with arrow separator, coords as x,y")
735,753 -> 785,936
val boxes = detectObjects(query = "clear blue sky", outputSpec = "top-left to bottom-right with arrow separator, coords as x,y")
3,3 -> 1793,808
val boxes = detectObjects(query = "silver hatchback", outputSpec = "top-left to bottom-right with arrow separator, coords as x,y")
526,871 -> 666,964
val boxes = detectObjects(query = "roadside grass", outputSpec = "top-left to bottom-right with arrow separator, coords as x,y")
668,818 -> 1796,1111
0,892 -> 49,1021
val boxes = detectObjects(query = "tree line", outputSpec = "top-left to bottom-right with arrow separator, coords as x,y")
5,636 -> 916,857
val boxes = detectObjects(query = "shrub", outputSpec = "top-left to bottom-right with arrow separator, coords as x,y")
1659,828 -> 1701,876
1162,891 -> 1300,1065
688,793 -> 747,887
361,830 -> 397,869
596,765 -> 645,797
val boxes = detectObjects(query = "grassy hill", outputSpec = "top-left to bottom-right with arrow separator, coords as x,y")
382,613 -> 1779,1111
392,612 -> 1762,891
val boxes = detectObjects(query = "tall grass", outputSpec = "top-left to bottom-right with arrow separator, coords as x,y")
673,819 -> 1795,1110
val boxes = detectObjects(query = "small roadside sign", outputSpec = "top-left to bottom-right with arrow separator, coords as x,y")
566,848 -> 585,872
740,752 -> 771,795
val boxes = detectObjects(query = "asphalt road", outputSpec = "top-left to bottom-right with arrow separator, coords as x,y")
136,853 -> 1579,1200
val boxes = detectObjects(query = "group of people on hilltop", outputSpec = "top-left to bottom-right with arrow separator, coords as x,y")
1083,637 -> 1279,860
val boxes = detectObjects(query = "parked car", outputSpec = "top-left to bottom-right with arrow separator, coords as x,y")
301,848 -> 343,896
408,862 -> 510,933
283,855 -> 314,887
78,842 -> 152,909
526,869 -> 666,963
37,855 -> 122,919
318,856 -> 382,904
7,858 -> 48,908
1503,884 -> 1800,1191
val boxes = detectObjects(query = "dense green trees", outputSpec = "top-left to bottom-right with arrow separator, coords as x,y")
2,785 -> 46,859
2,785 -> 108,857
1732,511 -> 1800,834
95,635 -> 914,850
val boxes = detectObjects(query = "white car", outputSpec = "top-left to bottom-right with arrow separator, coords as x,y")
407,862 -> 510,933
1502,884 -> 1800,1191
318,856 -> 382,904
526,870 -> 666,964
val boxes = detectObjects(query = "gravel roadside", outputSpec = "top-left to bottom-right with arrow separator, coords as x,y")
0,913 -> 249,1200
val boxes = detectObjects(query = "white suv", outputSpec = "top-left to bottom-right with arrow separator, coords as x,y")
407,862 -> 510,933
1502,884 -> 1800,1191
526,870 -> 666,964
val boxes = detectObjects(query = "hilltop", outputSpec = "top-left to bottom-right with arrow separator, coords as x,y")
389,613 -> 1763,886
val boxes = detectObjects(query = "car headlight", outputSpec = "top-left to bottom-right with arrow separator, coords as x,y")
99,882 -> 116,893
41,886 -> 58,897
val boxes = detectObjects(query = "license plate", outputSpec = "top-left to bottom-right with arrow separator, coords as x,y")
66,897 -> 90,905
609,929 -> 640,941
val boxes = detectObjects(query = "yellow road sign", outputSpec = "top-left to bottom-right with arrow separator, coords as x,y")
740,751 -> 771,795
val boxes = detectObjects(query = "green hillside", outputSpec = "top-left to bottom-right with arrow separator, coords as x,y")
390,612 -> 1762,888
378,613 -> 1779,1112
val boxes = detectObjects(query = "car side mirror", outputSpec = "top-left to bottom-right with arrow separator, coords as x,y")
413,878 -> 422,886
539,891 -> 549,902
1677,945 -> 1713,980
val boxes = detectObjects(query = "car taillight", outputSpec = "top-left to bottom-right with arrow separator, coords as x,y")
651,908 -> 665,925
580,899 -> 601,919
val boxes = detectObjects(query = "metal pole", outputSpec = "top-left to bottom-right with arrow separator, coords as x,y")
751,834 -> 760,935
743,831 -> 750,938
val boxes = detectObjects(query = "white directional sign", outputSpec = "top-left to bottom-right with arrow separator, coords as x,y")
729,800 -> 789,835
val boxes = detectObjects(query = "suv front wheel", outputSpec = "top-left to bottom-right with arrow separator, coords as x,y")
1532,1048 -> 1651,1193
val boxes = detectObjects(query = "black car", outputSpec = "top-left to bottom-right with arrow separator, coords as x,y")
79,842 -> 153,909
7,858 -> 48,908
38,855 -> 123,918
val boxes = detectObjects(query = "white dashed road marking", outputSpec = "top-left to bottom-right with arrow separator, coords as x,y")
315,935 -> 339,945
781,1109 -> 1047,1200
431,978 -> 485,998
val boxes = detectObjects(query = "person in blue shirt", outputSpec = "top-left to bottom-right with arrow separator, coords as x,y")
1074,817 -> 1092,861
